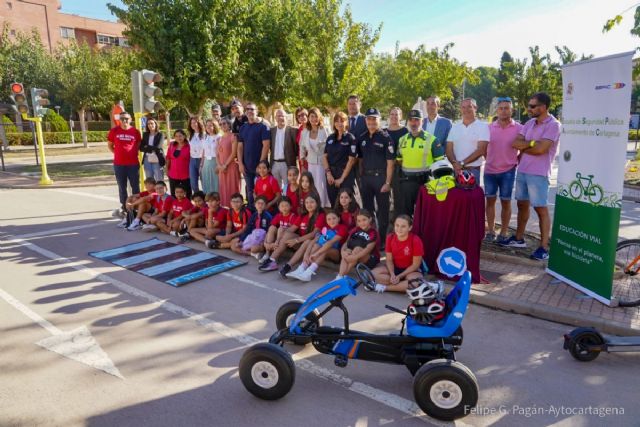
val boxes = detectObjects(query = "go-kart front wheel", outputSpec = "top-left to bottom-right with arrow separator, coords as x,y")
275,300 -> 322,345
239,343 -> 295,400
413,359 -> 478,421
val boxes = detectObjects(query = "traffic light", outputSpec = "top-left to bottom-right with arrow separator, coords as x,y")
9,82 -> 29,114
131,69 -> 163,114
31,88 -> 50,117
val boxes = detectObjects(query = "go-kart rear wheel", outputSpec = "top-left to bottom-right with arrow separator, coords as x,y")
568,330 -> 603,362
239,343 -> 295,400
413,359 -> 478,421
275,300 -> 322,345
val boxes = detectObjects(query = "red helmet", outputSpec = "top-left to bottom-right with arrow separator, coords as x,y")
456,170 -> 476,189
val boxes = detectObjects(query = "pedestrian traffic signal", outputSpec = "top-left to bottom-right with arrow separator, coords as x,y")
31,88 -> 50,117
9,82 -> 29,114
131,69 -> 163,114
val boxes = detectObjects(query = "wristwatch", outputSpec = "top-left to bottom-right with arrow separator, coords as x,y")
459,160 -> 465,167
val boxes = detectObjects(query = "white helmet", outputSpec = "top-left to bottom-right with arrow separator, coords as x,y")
429,159 -> 454,180
406,280 -> 442,304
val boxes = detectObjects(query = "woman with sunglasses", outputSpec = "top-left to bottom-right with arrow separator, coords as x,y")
166,129 -> 192,199
107,112 -> 142,217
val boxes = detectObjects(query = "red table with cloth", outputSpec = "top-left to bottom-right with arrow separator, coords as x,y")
413,186 -> 485,283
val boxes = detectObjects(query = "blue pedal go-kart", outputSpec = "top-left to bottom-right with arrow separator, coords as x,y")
239,264 -> 478,421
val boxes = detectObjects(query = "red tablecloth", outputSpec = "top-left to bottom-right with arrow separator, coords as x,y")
413,186 -> 485,283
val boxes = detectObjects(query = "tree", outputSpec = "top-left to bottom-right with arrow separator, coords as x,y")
55,41 -> 111,146
109,0 -> 252,115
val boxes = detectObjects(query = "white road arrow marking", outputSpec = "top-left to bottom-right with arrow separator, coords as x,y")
444,256 -> 462,269
0,288 -> 123,379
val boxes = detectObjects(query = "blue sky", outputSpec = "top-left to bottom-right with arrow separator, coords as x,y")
60,0 -> 638,67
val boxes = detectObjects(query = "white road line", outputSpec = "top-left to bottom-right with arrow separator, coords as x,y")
221,272 -> 304,300
51,189 -> 120,203
8,236 -> 453,426
0,288 -> 60,335
9,223 -> 110,240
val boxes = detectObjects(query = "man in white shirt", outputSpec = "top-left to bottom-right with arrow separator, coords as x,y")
446,98 -> 490,183
270,109 -> 297,187
421,96 -> 452,159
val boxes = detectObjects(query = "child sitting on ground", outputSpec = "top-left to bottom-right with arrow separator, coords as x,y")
258,196 -> 298,271
190,192 -> 228,247
334,188 -> 359,230
285,209 -> 348,282
210,193 -> 250,249
178,191 -> 207,242
336,209 -> 380,280
253,160 -> 281,213
141,181 -> 173,232
262,195 -> 325,276
119,177 -> 156,229
154,185 -> 194,238
284,167 -> 300,214
230,196 -> 272,256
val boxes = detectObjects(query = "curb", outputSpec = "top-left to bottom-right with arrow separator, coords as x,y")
468,287 -> 639,336
480,249 -> 546,268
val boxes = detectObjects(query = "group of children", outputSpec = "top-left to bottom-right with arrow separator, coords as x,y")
117,161 -> 427,294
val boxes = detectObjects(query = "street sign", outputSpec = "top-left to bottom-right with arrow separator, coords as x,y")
436,247 -> 467,278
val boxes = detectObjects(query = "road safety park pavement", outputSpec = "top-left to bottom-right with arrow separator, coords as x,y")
2,186 -> 640,427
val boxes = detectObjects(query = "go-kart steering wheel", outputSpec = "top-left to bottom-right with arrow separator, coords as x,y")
355,263 -> 376,291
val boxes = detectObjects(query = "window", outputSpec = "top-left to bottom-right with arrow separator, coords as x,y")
97,34 -> 118,46
7,2 -> 12,10
118,37 -> 129,47
60,27 -> 75,39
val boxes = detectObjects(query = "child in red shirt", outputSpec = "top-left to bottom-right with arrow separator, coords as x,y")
210,193 -> 250,249
259,196 -> 298,271
122,177 -> 157,230
284,167 -> 300,214
334,188 -> 359,230
142,181 -> 173,231
337,209 -> 380,280
155,185 -> 194,237
286,210 -> 348,282
253,160 -> 281,213
296,171 -> 320,215
178,191 -> 207,242
190,192 -> 228,247
372,215 -> 425,293
276,194 -> 325,277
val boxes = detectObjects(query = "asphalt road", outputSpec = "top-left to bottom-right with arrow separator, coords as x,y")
1,186 -> 639,427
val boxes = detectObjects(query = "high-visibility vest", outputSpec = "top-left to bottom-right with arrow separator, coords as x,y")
397,130 -> 441,174
426,175 -> 455,201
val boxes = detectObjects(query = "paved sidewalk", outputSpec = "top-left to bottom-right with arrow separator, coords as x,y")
474,252 -> 640,335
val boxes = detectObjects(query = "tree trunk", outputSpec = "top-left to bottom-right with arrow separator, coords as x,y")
79,107 -> 88,148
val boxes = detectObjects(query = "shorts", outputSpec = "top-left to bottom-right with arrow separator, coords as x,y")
515,172 -> 549,207
484,166 -> 516,200
393,263 -> 426,277
241,229 -> 266,251
365,254 -> 380,269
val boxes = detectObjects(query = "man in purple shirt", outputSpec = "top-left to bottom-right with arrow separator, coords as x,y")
484,97 -> 522,244
500,92 -> 561,261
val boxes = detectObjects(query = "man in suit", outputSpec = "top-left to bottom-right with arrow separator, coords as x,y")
270,108 -> 297,187
421,95 -> 452,158
347,94 -> 367,138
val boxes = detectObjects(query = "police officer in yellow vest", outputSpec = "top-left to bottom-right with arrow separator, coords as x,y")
396,109 -> 443,216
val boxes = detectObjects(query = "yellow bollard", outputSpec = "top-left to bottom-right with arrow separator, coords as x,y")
22,114 -> 53,186
134,112 -> 146,189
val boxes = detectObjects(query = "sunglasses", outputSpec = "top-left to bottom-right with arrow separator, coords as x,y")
121,117 -> 131,121
527,104 -> 540,109
497,97 -> 512,103
245,107 -> 256,111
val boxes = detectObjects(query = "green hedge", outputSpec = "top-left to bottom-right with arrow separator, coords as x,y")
6,131 -> 108,146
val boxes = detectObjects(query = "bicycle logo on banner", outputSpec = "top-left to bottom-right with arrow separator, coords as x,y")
558,172 -> 621,207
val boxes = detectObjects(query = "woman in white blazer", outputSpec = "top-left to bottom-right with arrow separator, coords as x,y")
300,107 -> 331,207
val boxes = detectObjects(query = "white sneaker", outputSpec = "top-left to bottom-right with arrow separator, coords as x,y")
170,231 -> 178,237
142,224 -> 157,232
334,274 -> 344,281
297,269 -> 314,282
286,264 -> 306,280
117,218 -> 128,228
127,219 -> 141,231
250,252 -> 263,261
374,283 -> 387,293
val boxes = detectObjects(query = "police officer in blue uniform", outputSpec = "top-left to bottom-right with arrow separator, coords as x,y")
357,108 -> 395,242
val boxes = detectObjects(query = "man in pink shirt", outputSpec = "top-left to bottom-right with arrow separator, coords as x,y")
500,92 -> 561,261
484,97 -> 522,244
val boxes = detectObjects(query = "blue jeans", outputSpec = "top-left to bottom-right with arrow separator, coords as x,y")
189,157 -> 201,192
143,158 -> 164,182
484,166 -> 516,200
515,172 -> 549,207
244,170 -> 257,207
114,164 -> 140,208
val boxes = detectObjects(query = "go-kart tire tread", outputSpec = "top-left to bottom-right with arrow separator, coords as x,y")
568,330 -> 603,362
413,359 -> 478,421
239,343 -> 295,400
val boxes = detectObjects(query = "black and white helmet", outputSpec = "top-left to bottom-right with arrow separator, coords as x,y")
406,279 -> 443,305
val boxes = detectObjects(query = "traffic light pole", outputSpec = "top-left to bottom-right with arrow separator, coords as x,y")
22,115 -> 53,185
